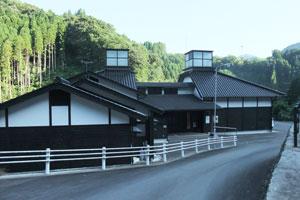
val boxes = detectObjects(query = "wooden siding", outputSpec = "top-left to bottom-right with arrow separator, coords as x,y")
0,124 -> 132,172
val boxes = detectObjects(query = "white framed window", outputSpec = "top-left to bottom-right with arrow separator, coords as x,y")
106,50 -> 129,67
185,50 -> 213,68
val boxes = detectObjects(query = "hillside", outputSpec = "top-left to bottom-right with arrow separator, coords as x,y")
1,0 -> 300,121
0,0 -> 184,102
283,42 -> 300,53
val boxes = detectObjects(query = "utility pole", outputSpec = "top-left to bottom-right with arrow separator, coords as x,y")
213,64 -> 218,138
81,60 -> 93,72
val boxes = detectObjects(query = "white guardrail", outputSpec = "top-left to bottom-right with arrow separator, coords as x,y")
0,136 -> 237,175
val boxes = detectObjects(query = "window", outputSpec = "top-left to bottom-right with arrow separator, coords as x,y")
147,87 -> 162,95
164,88 -> 178,94
203,59 -> 212,67
106,50 -> 128,67
138,88 -> 146,94
203,52 -> 213,59
185,50 -> 213,68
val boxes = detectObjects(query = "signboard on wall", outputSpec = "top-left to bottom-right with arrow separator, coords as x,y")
205,116 -> 210,124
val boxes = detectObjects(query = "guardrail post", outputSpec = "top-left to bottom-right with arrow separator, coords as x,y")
181,141 -> 185,157
195,139 -> 199,153
45,148 -> 50,175
146,145 -> 150,166
208,138 -> 211,150
163,143 -> 167,162
234,136 -> 237,147
102,147 -> 106,170
221,136 -> 224,148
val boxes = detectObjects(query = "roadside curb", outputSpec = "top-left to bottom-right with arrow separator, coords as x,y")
264,124 -> 294,200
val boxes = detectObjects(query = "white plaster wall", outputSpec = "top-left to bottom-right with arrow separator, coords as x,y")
0,110 -> 5,127
111,110 -> 129,124
228,98 -> 243,108
8,93 -> 49,127
182,76 -> 201,98
183,77 -> 193,83
178,88 -> 194,95
193,88 -> 201,99
52,106 -> 68,126
244,98 -> 257,107
258,98 -> 271,107
216,98 -> 228,108
71,94 -> 109,125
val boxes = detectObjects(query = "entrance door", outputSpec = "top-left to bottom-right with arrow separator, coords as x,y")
190,111 -> 203,132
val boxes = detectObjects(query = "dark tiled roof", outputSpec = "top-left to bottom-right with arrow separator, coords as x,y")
97,68 -> 137,90
75,79 -> 163,114
140,94 -> 219,111
136,82 -> 194,88
179,70 -> 284,98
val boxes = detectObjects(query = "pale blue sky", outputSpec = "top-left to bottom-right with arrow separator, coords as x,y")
22,0 -> 300,57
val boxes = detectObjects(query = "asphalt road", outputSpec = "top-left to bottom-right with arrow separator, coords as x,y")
0,122 -> 291,200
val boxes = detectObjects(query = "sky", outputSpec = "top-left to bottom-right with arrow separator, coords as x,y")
21,0 -> 300,57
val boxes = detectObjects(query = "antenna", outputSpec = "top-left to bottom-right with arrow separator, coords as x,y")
81,60 -> 93,72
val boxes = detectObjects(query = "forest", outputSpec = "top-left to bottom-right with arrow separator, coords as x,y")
0,0 -> 300,120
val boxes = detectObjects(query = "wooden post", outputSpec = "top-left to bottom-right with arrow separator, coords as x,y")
146,145 -> 150,166
45,148 -> 50,175
234,136 -> 237,147
221,136 -> 224,148
181,142 -> 185,157
163,143 -> 167,162
102,147 -> 106,170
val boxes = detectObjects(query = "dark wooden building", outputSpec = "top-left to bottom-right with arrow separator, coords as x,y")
0,49 -> 284,153
137,50 -> 284,137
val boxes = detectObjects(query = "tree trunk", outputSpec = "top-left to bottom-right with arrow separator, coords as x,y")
33,50 -> 36,67
52,44 -> 55,71
25,53 -> 30,88
16,62 -> 19,88
43,47 -> 47,73
38,53 -> 42,87
54,44 -> 56,70
0,79 -> 2,102
9,78 -> 12,99
48,44 -> 51,77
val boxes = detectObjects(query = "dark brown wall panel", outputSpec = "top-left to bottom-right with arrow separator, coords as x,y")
0,125 -> 132,172
227,108 -> 243,131
257,107 -> 272,130
242,108 -> 257,130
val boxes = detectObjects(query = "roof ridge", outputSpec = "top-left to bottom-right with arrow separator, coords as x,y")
97,69 -> 137,90
80,79 -> 163,113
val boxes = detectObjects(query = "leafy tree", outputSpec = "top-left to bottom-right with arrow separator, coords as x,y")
287,77 -> 300,103
1,0 -> 300,124
272,50 -> 291,91
272,99 -> 293,121
0,39 -> 13,101
144,41 -> 183,81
